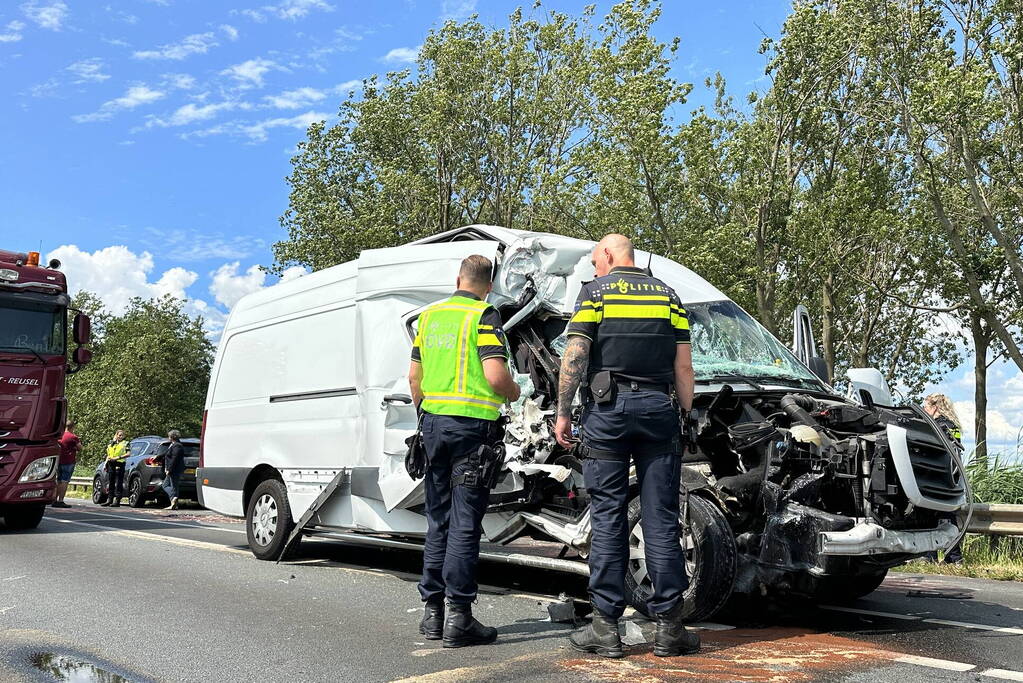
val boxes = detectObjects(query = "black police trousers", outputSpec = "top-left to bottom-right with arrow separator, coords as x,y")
581,389 -> 687,618
418,413 -> 493,606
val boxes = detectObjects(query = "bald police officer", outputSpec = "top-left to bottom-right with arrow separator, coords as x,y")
409,254 -> 521,648
555,234 -> 699,659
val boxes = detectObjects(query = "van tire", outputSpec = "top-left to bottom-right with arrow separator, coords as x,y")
92,476 -> 107,505
624,494 -> 736,622
3,503 -> 46,530
246,478 -> 301,561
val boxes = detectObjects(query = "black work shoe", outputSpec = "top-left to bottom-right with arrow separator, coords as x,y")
653,601 -> 700,657
569,604 -> 624,659
442,602 -> 497,648
110,499 -> 121,507
419,600 -> 444,640
100,500 -> 113,507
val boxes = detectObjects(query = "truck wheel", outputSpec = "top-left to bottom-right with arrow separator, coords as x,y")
92,476 -> 107,505
625,494 -> 736,622
816,569 -> 888,602
3,503 -> 46,530
127,475 -> 147,508
246,478 -> 301,561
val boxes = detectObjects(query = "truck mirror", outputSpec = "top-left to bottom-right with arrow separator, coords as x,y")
808,356 -> 830,384
73,347 -> 93,366
73,313 -> 91,345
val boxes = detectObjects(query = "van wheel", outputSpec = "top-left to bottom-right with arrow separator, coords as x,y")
92,476 -> 107,505
127,475 -> 147,508
246,478 -> 301,561
3,503 -> 46,530
816,569 -> 888,602
625,494 -> 736,622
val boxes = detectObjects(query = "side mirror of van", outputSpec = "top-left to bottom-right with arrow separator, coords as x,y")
73,312 -> 91,345
808,356 -> 830,384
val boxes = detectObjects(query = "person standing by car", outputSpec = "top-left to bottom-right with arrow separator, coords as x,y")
407,254 -> 520,648
554,234 -> 699,659
101,429 -> 130,507
923,393 -> 964,564
52,420 -> 81,508
161,429 -> 185,510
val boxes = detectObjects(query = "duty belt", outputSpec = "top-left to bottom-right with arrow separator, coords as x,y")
616,379 -> 670,394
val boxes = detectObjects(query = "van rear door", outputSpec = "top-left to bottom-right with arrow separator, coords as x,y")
355,241 -> 502,512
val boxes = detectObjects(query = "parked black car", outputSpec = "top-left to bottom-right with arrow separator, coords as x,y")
92,436 -> 200,507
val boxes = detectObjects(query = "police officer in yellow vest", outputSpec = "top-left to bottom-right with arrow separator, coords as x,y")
102,429 -> 130,507
408,254 -> 521,648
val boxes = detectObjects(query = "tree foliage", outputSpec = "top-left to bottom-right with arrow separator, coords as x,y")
66,294 -> 214,467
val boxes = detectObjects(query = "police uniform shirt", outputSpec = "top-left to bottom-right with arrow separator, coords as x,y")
410,290 -> 510,365
565,266 -> 690,384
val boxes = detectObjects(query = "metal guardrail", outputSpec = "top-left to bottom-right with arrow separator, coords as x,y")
63,474 -> 1023,536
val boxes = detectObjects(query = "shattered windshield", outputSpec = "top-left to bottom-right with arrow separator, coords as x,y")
685,300 -> 820,386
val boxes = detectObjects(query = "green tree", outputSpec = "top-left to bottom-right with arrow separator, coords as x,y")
66,295 -> 214,467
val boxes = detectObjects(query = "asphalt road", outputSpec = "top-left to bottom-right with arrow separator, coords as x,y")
3,500 -> 1023,682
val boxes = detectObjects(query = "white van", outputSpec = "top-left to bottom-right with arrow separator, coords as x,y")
199,225 -> 967,621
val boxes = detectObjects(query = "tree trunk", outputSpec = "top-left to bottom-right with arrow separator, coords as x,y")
822,273 -> 836,379
970,312 -> 990,468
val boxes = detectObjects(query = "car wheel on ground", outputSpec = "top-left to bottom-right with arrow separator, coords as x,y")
3,503 -> 46,530
127,474 -> 147,508
92,475 -> 107,505
246,478 -> 301,561
625,493 -> 737,622
816,569 -> 889,602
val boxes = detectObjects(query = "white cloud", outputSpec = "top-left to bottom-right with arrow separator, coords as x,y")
381,45 -> 420,65
441,0 -> 476,19
238,0 -> 333,22
66,58 -> 110,83
263,80 -> 358,109
220,58 -> 281,89
133,32 -> 218,60
220,24 -> 239,41
21,1 -> 68,31
187,110 -> 330,142
210,262 -> 306,309
72,84 -> 165,123
0,20 -> 25,42
147,101 -> 243,128
161,73 -> 196,90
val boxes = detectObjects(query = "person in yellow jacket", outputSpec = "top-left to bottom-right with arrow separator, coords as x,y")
408,254 -> 520,648
101,429 -> 130,507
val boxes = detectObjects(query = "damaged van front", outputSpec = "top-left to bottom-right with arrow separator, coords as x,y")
414,226 -> 970,620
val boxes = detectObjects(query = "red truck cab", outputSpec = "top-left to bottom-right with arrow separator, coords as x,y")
0,249 -> 91,530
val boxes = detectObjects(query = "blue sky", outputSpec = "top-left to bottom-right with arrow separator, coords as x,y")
3,0 -> 1020,455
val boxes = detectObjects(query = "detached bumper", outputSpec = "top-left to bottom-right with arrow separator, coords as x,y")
820,520 -> 959,556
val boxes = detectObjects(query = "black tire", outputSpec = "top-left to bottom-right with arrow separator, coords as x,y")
3,503 -> 46,530
625,493 -> 736,622
245,478 -> 301,561
92,475 -> 107,505
816,569 -> 888,602
127,475 -> 147,508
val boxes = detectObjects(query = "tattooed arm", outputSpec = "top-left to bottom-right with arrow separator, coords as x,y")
554,336 -> 591,448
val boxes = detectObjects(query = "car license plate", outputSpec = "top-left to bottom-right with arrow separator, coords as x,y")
185,468 -> 196,475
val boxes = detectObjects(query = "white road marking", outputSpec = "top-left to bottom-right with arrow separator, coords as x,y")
44,516 -> 251,555
53,510 -> 246,534
892,654 -> 975,672
980,669 -> 1023,681
1,576 -> 26,582
821,604 -> 1023,634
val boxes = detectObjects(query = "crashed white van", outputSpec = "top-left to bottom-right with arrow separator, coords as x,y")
199,225 -> 968,621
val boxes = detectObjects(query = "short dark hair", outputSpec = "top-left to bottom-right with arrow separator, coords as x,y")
459,254 -> 494,286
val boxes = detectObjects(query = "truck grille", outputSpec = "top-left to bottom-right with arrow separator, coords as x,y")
908,441 -> 965,502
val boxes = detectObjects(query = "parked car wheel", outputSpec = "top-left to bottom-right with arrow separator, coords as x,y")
3,503 -> 46,530
127,475 -> 147,508
92,475 -> 107,505
625,493 -> 736,622
246,478 -> 300,561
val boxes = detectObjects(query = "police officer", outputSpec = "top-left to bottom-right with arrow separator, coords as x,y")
408,254 -> 521,648
101,429 -> 130,507
555,234 -> 698,659
923,393 -> 964,564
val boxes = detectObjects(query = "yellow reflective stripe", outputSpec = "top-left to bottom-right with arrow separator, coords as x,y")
578,299 -> 603,308
478,324 -> 494,330
455,311 -> 473,394
429,304 -> 487,314
477,333 -> 504,348
603,304 -> 670,319
424,394 -> 502,408
571,309 -> 602,323
604,294 -> 670,302
671,312 -> 690,330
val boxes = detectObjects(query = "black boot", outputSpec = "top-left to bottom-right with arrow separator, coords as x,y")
653,600 -> 700,657
442,602 -> 497,648
419,600 -> 444,640
568,604 -> 624,659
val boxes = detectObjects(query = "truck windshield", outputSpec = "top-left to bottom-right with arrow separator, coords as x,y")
0,295 -> 66,356
686,300 -> 822,387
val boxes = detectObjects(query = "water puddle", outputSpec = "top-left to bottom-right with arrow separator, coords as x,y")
29,652 -> 129,682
